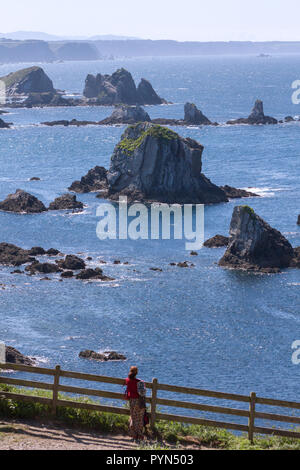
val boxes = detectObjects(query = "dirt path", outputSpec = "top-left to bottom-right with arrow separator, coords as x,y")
0,418 -> 140,450
0,418 -> 209,451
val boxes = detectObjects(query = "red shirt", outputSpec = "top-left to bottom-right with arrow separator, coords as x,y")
125,378 -> 140,399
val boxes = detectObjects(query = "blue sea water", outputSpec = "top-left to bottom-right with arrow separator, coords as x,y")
0,56 -> 300,423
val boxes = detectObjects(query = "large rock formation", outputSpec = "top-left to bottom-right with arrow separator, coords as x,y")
105,123 -> 227,204
0,189 -> 47,213
69,166 -> 108,193
219,206 -> 294,272
100,105 -> 151,125
48,194 -> 84,211
184,103 -> 212,125
137,78 -> 165,105
1,66 -> 55,96
83,68 -> 165,105
227,100 -> 278,125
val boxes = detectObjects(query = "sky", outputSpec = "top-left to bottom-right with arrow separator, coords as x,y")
1,0 -> 300,41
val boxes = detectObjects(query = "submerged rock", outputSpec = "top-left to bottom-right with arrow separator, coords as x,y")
0,189 -> 47,213
76,268 -> 114,281
104,123 -> 228,204
61,271 -> 74,278
56,255 -> 86,271
100,105 -> 151,125
28,246 -> 46,256
69,166 -> 108,193
48,193 -> 84,211
0,243 -> 35,266
1,66 -> 55,96
227,100 -> 278,125
0,118 -> 10,129
204,235 -> 230,248
79,350 -> 126,362
83,68 -> 165,105
219,206 -> 294,272
220,185 -> 259,199
184,103 -> 212,125
5,346 -> 35,366
25,262 -> 62,275
46,248 -> 61,256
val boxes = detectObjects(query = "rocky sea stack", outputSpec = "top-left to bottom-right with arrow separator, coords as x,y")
219,206 -> 294,272
0,189 -> 47,213
227,100 -> 278,125
83,68 -> 166,105
184,102 -> 212,125
105,123 -> 227,204
1,66 -> 55,96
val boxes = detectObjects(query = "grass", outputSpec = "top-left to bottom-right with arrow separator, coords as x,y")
0,384 -> 300,450
117,124 -> 178,155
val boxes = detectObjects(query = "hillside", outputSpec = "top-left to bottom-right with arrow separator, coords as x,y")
0,38 -> 300,63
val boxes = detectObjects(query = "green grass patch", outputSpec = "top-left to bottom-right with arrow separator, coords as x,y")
117,124 -> 178,155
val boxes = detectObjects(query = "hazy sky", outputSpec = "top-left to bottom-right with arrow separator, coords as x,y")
1,0 -> 300,41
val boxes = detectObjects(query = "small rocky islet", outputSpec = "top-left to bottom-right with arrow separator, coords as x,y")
69,122 -> 258,204
0,66 -> 166,108
204,205 -> 300,274
0,66 -> 298,128
0,190 -> 84,213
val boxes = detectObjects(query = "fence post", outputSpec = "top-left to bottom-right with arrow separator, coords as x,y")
150,378 -> 158,429
52,365 -> 61,416
248,392 -> 256,443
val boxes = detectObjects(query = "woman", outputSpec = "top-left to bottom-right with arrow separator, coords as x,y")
124,366 -> 146,441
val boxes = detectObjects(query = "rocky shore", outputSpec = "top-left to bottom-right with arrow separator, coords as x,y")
83,68 -> 166,105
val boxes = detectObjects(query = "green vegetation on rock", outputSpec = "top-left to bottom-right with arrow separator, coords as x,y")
117,125 -> 178,155
242,205 -> 255,217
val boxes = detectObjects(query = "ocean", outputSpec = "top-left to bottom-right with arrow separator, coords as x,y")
0,56 -> 300,422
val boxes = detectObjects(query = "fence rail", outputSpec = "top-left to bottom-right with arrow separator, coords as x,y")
0,362 -> 300,442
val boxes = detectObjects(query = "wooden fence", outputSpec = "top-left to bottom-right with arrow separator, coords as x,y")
1,362 -> 300,443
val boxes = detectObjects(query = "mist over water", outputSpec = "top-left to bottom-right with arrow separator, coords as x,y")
0,56 -> 300,419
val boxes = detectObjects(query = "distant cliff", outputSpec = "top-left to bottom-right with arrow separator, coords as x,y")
1,39 -> 300,63
0,39 -> 99,63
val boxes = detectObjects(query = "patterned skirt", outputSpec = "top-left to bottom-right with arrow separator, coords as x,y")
129,398 -> 145,439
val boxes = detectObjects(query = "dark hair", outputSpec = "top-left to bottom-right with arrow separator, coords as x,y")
128,366 -> 138,380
